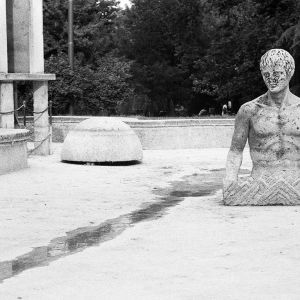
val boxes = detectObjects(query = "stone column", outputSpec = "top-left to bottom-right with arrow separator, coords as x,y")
33,81 -> 51,155
0,0 -> 14,128
0,83 -> 14,129
0,0 -> 8,72
29,0 -> 44,73
30,0 -> 51,155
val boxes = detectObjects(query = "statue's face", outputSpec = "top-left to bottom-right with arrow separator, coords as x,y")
261,65 -> 290,93
260,49 -> 295,93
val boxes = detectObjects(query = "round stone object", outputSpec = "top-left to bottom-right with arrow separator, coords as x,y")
61,118 -> 143,163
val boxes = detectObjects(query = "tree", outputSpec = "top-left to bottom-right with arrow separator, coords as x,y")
192,0 -> 300,111
42,0 -> 135,115
43,0 -> 120,63
119,0 -> 209,115
275,2 -> 300,93
42,0 -> 300,115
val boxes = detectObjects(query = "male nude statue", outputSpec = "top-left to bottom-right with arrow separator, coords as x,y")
223,49 -> 300,205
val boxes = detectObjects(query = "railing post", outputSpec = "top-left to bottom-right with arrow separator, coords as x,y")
23,100 -> 26,127
49,100 -> 53,126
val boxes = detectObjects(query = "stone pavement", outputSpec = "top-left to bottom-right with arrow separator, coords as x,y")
1,145 -> 300,299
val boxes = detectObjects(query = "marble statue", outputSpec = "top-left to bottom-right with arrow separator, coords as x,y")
223,49 -> 300,205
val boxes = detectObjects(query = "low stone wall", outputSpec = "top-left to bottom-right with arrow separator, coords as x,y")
0,129 -> 30,175
127,119 -> 235,149
48,116 -> 235,149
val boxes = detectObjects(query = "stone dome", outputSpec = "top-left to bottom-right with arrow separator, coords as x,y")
61,118 -> 143,163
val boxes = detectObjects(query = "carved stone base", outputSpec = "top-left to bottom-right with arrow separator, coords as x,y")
223,172 -> 300,205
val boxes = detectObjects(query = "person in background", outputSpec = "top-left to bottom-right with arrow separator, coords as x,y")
198,108 -> 208,116
222,103 -> 228,116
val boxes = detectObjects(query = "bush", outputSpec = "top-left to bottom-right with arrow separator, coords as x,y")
45,53 -> 135,115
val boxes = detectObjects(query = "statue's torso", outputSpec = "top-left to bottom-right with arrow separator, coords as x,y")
248,94 -> 300,177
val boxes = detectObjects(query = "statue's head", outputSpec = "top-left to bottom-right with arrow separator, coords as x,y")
260,49 -> 295,93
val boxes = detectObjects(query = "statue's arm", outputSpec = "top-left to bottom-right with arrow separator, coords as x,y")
225,104 -> 251,182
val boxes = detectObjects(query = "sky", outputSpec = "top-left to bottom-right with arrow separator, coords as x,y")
118,0 -> 132,8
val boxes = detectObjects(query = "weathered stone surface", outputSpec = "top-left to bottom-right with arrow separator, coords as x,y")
0,82 -> 14,128
36,116 -> 235,148
224,49 -> 300,205
0,129 -> 30,142
61,118 -> 143,163
33,81 -> 51,156
224,172 -> 300,205
6,0 -> 31,73
0,129 -> 30,175
1,0 -> 54,156
0,73 -> 55,81
127,119 -> 235,149
0,0 -> 8,73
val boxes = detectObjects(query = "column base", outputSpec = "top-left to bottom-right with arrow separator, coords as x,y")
0,129 -> 30,175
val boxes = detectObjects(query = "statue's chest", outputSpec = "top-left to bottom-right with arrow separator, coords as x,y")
251,107 -> 300,137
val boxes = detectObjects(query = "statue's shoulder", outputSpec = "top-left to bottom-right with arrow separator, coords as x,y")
238,95 -> 265,116
289,92 -> 300,106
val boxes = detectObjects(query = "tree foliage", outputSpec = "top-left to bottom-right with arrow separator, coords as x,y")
43,0 -> 133,115
118,0 -> 209,115
192,0 -> 300,109
46,52 -> 134,115
44,0 -> 119,63
42,0 -> 300,116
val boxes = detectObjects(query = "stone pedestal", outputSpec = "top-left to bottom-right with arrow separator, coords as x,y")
0,129 -> 30,175
223,172 -> 300,206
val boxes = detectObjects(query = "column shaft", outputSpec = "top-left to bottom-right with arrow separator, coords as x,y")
0,0 -> 8,72
0,83 -> 14,128
33,81 -> 51,155
29,0 -> 44,73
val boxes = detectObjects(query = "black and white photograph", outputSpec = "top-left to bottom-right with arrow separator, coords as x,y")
1,0 -> 300,299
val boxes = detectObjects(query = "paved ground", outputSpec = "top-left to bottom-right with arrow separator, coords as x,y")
1,145 -> 300,299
